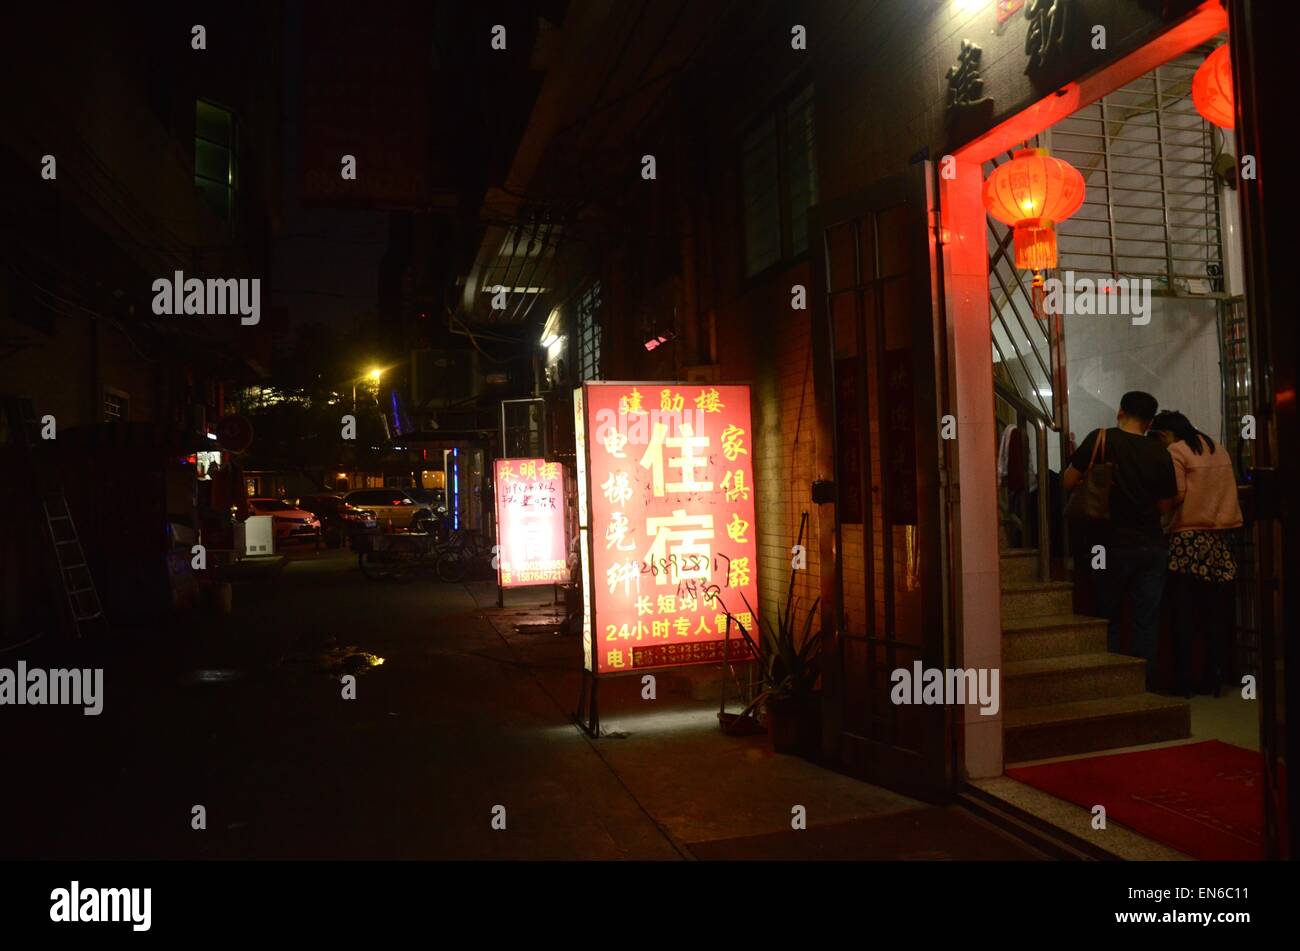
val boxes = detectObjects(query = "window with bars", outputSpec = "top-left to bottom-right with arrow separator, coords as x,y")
787,84 -> 818,256
577,281 -> 602,381
1220,298 -> 1252,471
1050,50 -> 1224,290
196,99 -> 237,222
741,83 -> 818,278
103,389 -> 128,422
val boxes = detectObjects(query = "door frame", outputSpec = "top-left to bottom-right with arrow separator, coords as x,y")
1227,0 -> 1298,861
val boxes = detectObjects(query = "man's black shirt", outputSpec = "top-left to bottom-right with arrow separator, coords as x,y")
1068,427 -> 1177,549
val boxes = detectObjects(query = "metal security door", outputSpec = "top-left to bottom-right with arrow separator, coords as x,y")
810,162 -> 953,801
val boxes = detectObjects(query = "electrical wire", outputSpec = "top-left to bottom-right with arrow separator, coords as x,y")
8,266 -> 155,363
0,632 -> 48,655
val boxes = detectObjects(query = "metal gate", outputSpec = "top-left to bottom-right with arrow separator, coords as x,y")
811,163 -> 952,801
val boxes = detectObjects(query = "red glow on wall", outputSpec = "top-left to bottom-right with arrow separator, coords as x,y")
1192,44 -> 1234,129
982,148 -> 1085,272
575,383 -> 761,674
494,458 -> 568,588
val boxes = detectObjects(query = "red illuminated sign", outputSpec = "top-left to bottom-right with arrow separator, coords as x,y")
494,458 -> 568,588
574,383 -> 760,674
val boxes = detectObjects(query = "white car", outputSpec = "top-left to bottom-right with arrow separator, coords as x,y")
342,488 -> 436,532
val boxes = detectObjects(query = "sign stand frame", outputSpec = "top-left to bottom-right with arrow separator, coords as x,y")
574,668 -> 599,737
718,617 -> 766,734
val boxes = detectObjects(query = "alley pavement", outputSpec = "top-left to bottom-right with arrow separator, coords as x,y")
4,549 -> 1038,860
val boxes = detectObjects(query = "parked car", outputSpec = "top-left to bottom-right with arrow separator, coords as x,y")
246,497 -> 322,546
407,487 -> 445,508
342,488 -> 436,532
406,488 -> 450,540
297,494 -> 379,548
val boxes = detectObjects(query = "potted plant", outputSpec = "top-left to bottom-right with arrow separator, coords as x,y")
722,512 -> 823,755
752,590 -> 822,755
718,513 -> 823,755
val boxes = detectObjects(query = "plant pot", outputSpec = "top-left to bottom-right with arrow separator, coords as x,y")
766,692 -> 821,756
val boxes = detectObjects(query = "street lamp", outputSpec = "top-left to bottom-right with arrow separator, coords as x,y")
353,367 -> 383,416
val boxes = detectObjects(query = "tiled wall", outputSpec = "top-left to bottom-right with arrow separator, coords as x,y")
1067,296 -> 1223,444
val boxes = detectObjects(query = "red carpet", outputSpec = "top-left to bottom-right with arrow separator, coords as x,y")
1007,741 -> 1265,861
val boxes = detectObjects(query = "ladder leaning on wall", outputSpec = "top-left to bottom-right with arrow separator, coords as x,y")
3,396 -> 107,638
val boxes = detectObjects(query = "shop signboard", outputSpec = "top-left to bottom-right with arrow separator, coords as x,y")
574,382 -> 760,674
493,458 -> 568,588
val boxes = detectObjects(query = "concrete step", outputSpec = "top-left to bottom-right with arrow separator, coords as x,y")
1003,613 -> 1108,662
1005,652 -> 1147,708
1000,580 -> 1074,620
1004,693 -> 1192,763
999,548 -> 1040,584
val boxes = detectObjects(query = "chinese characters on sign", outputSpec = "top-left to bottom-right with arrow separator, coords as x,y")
1024,0 -> 1073,75
945,40 -> 990,112
493,458 -> 568,588
574,383 -> 761,674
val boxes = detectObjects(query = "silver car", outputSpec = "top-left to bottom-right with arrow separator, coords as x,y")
342,488 -> 436,532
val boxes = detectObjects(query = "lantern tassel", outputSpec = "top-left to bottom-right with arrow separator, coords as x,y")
1013,218 -> 1058,272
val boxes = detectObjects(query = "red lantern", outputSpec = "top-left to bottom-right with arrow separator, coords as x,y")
982,148 -> 1086,274
1192,44 -> 1233,129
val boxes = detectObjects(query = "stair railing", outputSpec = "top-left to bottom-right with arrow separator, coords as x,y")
995,380 -> 1052,584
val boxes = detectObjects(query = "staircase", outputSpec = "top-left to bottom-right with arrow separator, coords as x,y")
1000,548 -> 1190,763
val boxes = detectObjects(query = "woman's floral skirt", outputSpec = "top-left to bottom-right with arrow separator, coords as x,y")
1168,529 -> 1236,583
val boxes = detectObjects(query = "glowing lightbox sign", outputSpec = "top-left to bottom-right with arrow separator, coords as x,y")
574,382 -> 760,674
493,458 -> 568,588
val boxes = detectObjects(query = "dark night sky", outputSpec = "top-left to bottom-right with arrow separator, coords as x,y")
271,0 -> 388,333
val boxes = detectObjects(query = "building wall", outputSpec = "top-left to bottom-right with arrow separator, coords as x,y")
1,4 -> 281,429
0,3 -> 281,635
746,263 -> 822,626
535,0 -> 1213,778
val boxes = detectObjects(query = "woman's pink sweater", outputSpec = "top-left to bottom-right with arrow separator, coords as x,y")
1169,438 -> 1243,532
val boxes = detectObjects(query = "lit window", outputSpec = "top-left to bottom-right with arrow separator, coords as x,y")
577,281 -> 602,381
103,389 -> 128,422
196,99 -> 237,222
540,307 -> 566,366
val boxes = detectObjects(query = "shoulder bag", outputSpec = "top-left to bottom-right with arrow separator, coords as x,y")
1064,427 -> 1114,522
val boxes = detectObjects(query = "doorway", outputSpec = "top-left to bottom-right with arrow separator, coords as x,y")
942,4 -> 1280,859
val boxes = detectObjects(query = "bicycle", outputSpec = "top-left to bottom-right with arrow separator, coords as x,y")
354,531 -> 438,583
434,529 -> 495,583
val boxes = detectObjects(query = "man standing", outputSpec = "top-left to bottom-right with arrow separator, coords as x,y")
1063,391 -> 1178,685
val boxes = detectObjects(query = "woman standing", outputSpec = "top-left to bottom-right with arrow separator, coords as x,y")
1149,411 -> 1243,697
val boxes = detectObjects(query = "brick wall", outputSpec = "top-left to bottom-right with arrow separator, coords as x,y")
747,265 -> 821,630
